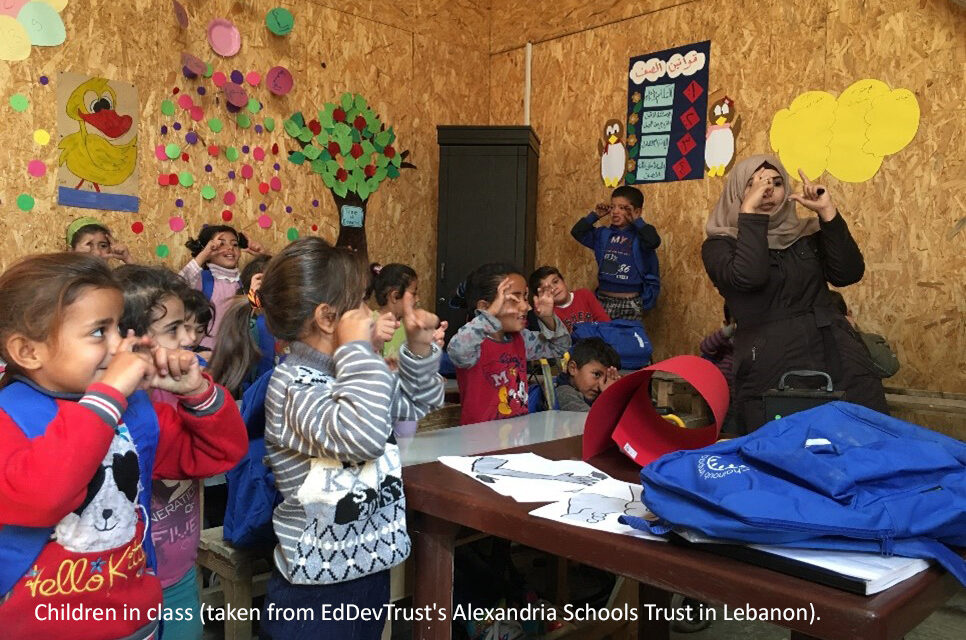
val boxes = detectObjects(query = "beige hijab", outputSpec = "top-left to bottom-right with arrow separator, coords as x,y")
705,154 -> 819,250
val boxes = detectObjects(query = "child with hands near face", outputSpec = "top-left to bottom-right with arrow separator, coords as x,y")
0,253 -> 245,640
448,263 -> 571,426
255,238 -> 444,640
367,263 -> 448,366
555,338 -> 622,412
67,217 -> 132,264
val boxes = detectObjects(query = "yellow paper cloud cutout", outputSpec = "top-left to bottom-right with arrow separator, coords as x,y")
0,15 -> 31,61
770,79 -> 920,183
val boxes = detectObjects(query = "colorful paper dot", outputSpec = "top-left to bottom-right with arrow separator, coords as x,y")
190,106 -> 204,122
254,125 -> 263,134
165,143 -> 181,159
212,71 -> 227,87
132,222 -> 145,234
10,94 -> 28,112
286,227 -> 299,241
177,94 -> 194,110
208,145 -> 220,156
204,63 -> 213,78
259,203 -> 267,211
270,176 -> 282,191
312,199 -> 319,207
224,148 -> 238,163
205,164 -> 213,172
178,171 -> 194,187
258,182 -> 270,195
173,122 -> 182,131
27,160 -> 46,177
272,143 -> 279,155
161,125 -> 168,135
242,145 -> 250,154
208,117 -> 223,133
311,224 -> 319,231
16,193 -> 34,211
241,164 -> 254,179
185,131 -> 198,144
263,118 -> 275,132
222,209 -> 233,221
156,244 -> 170,258
161,100 -> 175,116
285,206 -> 293,213
257,215 -> 272,229
172,87 -> 180,94
39,75 -> 49,85
175,199 -> 184,207
197,86 -> 207,96
273,163 -> 281,171
181,153 -> 190,162
201,186 -> 216,200
246,71 -> 261,86
168,172 -> 178,183
223,191 -> 236,205
247,98 -> 260,114
158,173 -> 170,186
253,147 -> 266,161
227,170 -> 236,179
169,217 -> 186,232
155,144 -> 168,161
237,114 -> 252,128
230,70 -> 244,85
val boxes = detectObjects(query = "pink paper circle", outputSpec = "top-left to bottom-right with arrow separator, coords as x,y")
169,217 -> 186,232
265,66 -> 293,96
208,18 -> 242,57
223,191 -> 236,205
246,71 -> 261,87
27,160 -> 46,177
270,176 -> 282,191
257,215 -> 272,229
241,164 -> 253,179
177,94 -> 194,110
172,0 -> 189,29
212,71 -> 227,88
253,147 -> 265,161
190,106 -> 204,121
181,52 -> 206,75
224,82 -> 248,108
155,144 -> 167,160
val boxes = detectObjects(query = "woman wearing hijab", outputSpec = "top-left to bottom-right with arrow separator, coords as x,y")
702,154 -> 888,433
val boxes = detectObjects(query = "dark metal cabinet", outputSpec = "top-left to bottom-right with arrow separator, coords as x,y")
435,126 -> 540,340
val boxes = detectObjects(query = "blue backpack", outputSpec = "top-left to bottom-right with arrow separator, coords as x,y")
223,368 -> 281,547
621,402 -> 966,585
572,319 -> 652,370
0,382 -> 160,596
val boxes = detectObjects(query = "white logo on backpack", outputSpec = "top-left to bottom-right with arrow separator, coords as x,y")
698,455 -> 749,480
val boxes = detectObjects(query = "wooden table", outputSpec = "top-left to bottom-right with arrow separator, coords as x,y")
403,436 -> 962,640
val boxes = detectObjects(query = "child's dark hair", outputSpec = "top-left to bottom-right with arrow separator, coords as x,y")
0,253 -> 119,384
113,265 -> 192,336
206,297 -> 261,398
259,237 -> 367,341
184,225 -> 249,257
612,185 -> 644,209
451,263 -> 523,318
528,266 -> 563,296
367,262 -> 417,306
826,290 -> 848,316
182,288 -> 215,335
240,255 -> 272,294
570,338 -> 621,370
69,223 -> 112,249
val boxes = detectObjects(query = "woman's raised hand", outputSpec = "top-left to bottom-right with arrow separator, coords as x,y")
789,168 -> 836,221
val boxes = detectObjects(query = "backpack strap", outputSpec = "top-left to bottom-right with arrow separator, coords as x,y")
201,269 -> 215,300
0,382 -> 58,596
122,390 -> 160,571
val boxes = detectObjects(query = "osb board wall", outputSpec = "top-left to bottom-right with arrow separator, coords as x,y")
488,0 -> 966,409
0,0 -> 490,305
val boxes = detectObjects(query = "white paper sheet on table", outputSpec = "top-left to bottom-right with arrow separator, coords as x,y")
437,452 -> 610,502
529,478 -> 667,541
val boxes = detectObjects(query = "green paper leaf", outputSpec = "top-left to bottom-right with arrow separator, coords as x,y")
263,117 -> 276,132
625,172 -> 636,183
361,141 -> 376,156
387,164 -> 400,179
390,154 -> 401,167
340,93 -> 353,112
320,149 -> 333,162
298,127 -> 313,143
284,118 -> 302,137
338,138 -> 352,156
357,181 -> 370,202
334,182 -> 348,198
374,131 -> 391,147
342,156 -> 358,171
320,109 -> 333,130
310,158 -> 326,173
628,145 -> 640,156
291,112 -> 305,127
367,177 -> 381,192
325,160 -> 340,173
354,95 -> 367,112
351,128 -> 362,143
333,122 -> 351,139
376,155 -> 390,169
237,113 -> 252,129
375,167 -> 388,181
321,172 -> 336,189
302,145 -> 321,160
289,151 -> 306,165
634,101 -> 644,114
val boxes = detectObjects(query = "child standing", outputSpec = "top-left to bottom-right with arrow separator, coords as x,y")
256,238 -> 444,639
180,225 -> 264,349
529,266 -> 610,332
555,338 -> 621,412
448,263 -> 571,425
0,253 -> 246,639
570,186 -> 661,321
67,216 -> 132,263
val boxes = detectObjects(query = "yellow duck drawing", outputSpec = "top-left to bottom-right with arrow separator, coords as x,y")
58,77 -> 137,192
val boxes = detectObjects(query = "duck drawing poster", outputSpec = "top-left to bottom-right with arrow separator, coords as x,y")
57,72 -> 139,212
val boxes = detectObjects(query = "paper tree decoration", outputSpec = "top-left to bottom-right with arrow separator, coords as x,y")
283,93 -> 412,256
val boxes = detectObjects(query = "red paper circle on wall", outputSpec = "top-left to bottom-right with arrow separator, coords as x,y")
132,222 -> 145,234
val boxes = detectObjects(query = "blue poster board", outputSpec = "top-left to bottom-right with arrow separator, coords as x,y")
625,41 -> 710,184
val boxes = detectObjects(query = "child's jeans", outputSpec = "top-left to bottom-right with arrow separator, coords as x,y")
260,568 -> 390,640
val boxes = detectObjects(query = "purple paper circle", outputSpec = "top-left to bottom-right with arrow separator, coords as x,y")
205,164 -> 213,172
160,125 -> 168,135
197,87 -> 207,96
185,131 -> 198,144
230,70 -> 244,85
173,122 -> 182,131
175,199 -> 184,207
227,170 -> 236,179
285,206 -> 292,213
274,163 -> 281,171
39,76 -> 49,85
242,145 -> 250,153
259,203 -> 267,212
312,199 -> 319,207
254,125 -> 263,133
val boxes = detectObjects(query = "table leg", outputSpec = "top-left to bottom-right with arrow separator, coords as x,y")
412,513 -> 461,640
637,582 -> 671,640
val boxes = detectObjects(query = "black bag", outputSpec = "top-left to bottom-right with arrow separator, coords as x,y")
761,370 -> 845,423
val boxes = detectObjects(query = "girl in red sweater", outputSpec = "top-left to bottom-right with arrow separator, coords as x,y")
0,253 -> 246,640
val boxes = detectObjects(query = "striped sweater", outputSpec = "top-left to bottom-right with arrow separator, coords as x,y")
263,340 -> 444,585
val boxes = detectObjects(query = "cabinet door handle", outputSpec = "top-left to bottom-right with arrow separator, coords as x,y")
440,261 -> 445,281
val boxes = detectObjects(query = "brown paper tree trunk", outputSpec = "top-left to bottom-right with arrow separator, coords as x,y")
330,190 -> 368,260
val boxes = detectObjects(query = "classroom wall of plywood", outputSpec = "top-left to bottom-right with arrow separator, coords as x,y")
488,0 -> 966,407
0,0 -> 491,304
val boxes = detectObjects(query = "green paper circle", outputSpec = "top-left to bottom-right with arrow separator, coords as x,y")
178,171 -> 194,187
16,193 -> 34,211
237,113 -> 252,129
10,94 -> 28,113
265,7 -> 294,36
161,100 -> 175,116
263,117 -> 275,132
156,244 -> 170,258
204,63 -> 214,78
286,227 -> 299,241
208,118 -> 223,133
226,147 -> 239,162
165,143 -> 181,159
247,98 -> 261,114
201,185 -> 217,200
